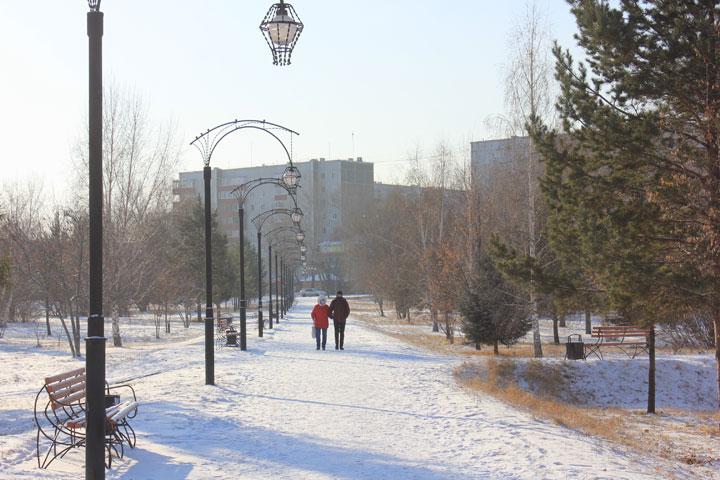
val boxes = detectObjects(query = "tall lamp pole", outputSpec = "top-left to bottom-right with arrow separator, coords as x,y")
191,121 -> 300,380
86,1 -> 105,478
268,242 -> 273,329
252,208 -> 304,336
231,173 -> 300,344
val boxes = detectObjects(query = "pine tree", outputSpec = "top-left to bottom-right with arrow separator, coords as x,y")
535,0 -> 720,410
459,240 -> 531,354
174,199 -> 236,309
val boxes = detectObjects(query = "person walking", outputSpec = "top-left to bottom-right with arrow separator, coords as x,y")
329,291 -> 350,350
311,295 -> 330,350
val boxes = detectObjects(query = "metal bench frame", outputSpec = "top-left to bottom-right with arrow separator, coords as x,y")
33,367 -> 139,470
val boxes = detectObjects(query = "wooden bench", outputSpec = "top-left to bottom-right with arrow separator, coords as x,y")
33,367 -> 139,469
216,316 -> 238,348
584,325 -> 650,360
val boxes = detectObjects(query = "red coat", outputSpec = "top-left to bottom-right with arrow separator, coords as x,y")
312,304 -> 330,328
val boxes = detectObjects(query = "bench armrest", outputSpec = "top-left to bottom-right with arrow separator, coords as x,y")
106,383 -> 137,402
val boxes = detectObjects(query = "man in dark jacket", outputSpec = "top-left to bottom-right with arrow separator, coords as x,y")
329,291 -> 350,350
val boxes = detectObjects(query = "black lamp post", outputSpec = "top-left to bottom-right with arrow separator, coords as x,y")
265,236 -> 301,321
230,172 -> 300,348
86,1 -> 105,478
190,120 -> 299,382
252,208 -> 304,335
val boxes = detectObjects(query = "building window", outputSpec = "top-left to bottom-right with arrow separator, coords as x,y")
321,172 -> 325,179
332,213 -> 337,220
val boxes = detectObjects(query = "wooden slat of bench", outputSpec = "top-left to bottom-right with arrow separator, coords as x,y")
592,327 -> 649,332
45,367 -> 85,385
50,386 -> 87,410
65,401 -> 137,429
46,374 -> 86,393
108,402 -> 139,425
594,341 -> 646,346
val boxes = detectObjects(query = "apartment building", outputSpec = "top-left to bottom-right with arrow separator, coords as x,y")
172,158 -> 374,253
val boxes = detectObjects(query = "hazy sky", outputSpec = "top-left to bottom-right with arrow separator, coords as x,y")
0,1 -> 581,198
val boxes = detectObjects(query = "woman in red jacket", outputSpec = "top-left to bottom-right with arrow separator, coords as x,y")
311,295 -> 330,350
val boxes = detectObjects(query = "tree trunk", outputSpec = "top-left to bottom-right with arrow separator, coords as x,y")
714,306 -> 720,409
406,309 -> 411,323
59,317 -> 77,357
197,302 -> 202,322
165,302 -> 170,334
647,325 -> 656,414
444,312 -> 454,344
493,340 -> 499,355
551,312 -> 560,345
431,310 -> 439,332
475,343 -> 481,351
377,296 -> 385,317
531,293 -> 542,358
559,314 -> 566,328
45,298 -> 51,336
585,310 -> 592,335
112,308 -> 122,347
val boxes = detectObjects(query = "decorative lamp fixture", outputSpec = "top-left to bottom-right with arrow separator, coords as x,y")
88,0 -> 101,11
300,244 -> 307,254
291,207 -> 303,224
282,165 -> 301,193
300,254 -> 306,261
260,0 -> 304,66
302,260 -> 307,267
295,231 -> 305,242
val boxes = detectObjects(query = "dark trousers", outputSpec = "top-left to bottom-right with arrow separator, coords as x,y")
333,320 -> 346,348
315,327 -> 327,348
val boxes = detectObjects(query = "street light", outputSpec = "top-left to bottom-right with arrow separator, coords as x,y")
296,230 -> 305,242
282,165 -> 301,194
252,209 -> 305,334
300,244 -> 307,254
260,0 -> 304,66
231,178 -> 299,349
190,120 -> 299,384
86,1 -> 105,478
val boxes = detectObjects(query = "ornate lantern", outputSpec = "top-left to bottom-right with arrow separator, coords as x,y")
260,1 -> 304,66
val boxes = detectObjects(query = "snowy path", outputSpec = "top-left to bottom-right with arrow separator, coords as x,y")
1,298 -> 665,479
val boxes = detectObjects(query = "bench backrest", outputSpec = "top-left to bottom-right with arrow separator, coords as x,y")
217,317 -> 233,331
592,326 -> 649,338
44,367 -> 86,410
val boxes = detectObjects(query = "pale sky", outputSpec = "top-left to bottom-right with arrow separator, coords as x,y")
0,1 -> 581,199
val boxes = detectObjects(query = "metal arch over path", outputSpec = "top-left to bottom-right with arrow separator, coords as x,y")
230,178 -> 300,207
190,119 -> 299,167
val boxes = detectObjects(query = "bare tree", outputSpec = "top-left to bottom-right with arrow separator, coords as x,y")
73,85 -> 181,346
486,1 -> 558,358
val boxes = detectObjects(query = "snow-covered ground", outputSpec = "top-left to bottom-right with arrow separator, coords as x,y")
0,298 -> 716,479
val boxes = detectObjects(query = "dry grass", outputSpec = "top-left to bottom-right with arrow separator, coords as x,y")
351,297 -> 720,477
455,359 -> 626,444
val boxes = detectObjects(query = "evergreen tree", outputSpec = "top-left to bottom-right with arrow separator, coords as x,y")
174,199 -> 236,309
459,240 -> 531,354
228,240 -> 261,302
535,0 -> 720,409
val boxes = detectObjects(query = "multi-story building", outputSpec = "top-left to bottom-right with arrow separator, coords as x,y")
470,136 -> 533,186
172,157 -> 374,255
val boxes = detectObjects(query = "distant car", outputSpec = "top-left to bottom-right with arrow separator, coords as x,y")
299,288 -> 327,297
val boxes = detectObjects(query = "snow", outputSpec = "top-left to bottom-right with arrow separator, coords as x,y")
0,298 -> 717,479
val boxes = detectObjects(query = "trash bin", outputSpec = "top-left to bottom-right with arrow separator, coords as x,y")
105,394 -> 120,408
565,334 -> 585,360
226,332 -> 238,347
